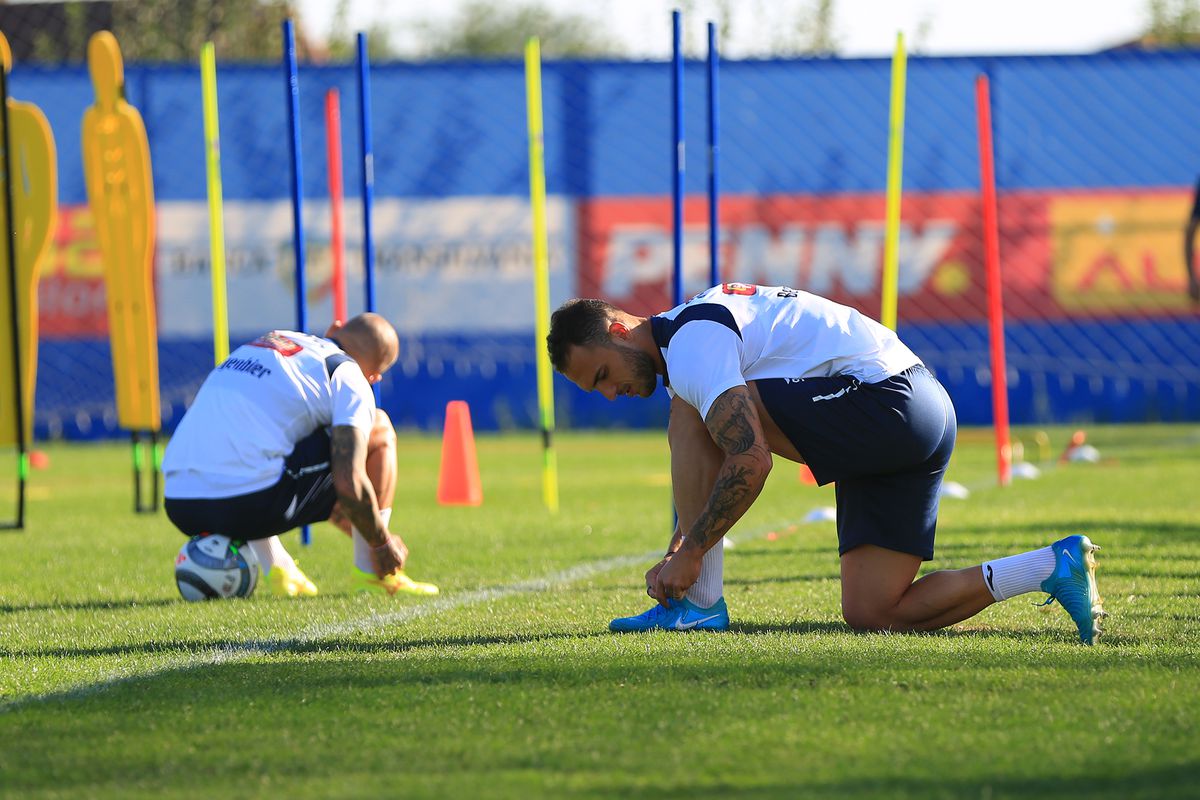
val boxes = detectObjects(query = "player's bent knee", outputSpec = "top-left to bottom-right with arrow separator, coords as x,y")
841,601 -> 895,632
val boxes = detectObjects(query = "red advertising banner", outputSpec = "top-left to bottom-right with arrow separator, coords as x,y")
39,205 -> 108,338
31,189 -> 1200,342
577,189 -> 1196,321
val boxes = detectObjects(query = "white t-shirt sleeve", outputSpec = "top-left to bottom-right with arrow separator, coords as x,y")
665,321 -> 746,420
329,362 -> 376,433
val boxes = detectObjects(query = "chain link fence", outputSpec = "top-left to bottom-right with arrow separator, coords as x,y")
3,5 -> 1199,439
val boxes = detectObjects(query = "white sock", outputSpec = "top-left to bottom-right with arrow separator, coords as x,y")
352,508 -> 392,573
981,545 -> 1057,602
685,540 -> 724,608
247,536 -> 296,575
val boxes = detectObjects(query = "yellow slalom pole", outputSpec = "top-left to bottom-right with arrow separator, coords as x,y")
525,37 -> 559,513
880,31 -> 907,331
201,42 -> 229,364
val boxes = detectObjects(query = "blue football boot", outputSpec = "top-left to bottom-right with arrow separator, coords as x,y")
1040,534 -> 1105,645
609,596 -> 730,632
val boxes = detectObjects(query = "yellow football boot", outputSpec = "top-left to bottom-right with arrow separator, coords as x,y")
267,562 -> 319,597
356,568 -> 440,596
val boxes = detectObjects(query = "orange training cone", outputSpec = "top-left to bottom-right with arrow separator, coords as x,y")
437,400 -> 482,506
798,464 -> 817,485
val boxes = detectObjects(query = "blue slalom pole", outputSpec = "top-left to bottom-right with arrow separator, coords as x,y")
707,21 -> 720,289
282,19 -> 311,546
356,32 -> 381,406
357,33 -> 376,315
669,10 -> 686,536
671,9 -> 684,307
283,20 -> 307,334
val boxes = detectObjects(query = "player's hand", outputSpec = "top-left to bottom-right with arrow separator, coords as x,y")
652,546 -> 703,607
645,557 -> 670,598
370,533 -> 408,578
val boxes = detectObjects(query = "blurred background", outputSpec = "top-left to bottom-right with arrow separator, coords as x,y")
4,0 -> 1200,437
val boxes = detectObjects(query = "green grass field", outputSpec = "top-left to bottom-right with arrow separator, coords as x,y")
1,424 -> 1198,799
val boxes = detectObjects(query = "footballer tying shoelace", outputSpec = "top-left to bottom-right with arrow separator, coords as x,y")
163,313 -> 439,600
546,284 -> 1104,643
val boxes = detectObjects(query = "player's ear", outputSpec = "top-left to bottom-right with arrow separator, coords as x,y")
609,321 -> 630,339
325,319 -> 344,338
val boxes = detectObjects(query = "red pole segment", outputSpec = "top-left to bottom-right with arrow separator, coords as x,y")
975,75 -> 1011,487
325,88 -> 347,324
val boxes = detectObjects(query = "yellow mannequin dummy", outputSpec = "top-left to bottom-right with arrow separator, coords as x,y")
0,33 -> 57,448
82,31 -> 160,434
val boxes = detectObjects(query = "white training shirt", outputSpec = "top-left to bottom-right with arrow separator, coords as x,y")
652,284 -> 922,419
163,331 -> 376,499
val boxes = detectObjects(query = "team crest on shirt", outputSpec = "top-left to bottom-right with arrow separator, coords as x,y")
249,332 -> 302,356
721,282 -> 757,296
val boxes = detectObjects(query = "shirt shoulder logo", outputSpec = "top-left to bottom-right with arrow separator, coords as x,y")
249,332 -> 302,356
721,282 -> 757,296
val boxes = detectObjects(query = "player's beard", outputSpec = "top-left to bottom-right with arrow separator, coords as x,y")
621,346 -> 659,397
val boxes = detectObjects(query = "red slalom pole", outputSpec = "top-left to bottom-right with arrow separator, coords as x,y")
325,88 -> 347,324
975,75 -> 1011,487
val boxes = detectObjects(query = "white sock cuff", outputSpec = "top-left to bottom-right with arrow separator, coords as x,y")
982,545 -> 1057,602
248,535 -> 295,575
685,542 -> 725,609
351,527 -> 373,573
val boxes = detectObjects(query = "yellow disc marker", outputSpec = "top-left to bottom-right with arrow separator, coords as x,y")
82,31 -> 161,434
0,32 -> 58,448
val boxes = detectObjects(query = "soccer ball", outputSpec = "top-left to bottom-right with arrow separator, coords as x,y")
174,534 -> 260,601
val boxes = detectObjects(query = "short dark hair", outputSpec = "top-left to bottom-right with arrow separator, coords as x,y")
547,298 -> 620,373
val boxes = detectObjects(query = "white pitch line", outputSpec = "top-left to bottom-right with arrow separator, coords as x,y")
0,516 -> 802,712
0,550 -> 660,712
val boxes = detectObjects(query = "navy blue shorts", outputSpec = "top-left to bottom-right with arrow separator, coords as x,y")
165,428 -> 338,541
755,364 -> 956,560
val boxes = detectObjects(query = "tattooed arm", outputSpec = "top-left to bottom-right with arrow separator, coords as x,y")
330,425 -> 406,575
652,386 -> 773,602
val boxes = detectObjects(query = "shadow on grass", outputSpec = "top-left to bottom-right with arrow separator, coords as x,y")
2,628 -> 611,661
728,620 -> 848,636
0,597 -> 178,614
654,762 -> 1200,800
2,618 -> 1160,720
731,618 -> 1151,647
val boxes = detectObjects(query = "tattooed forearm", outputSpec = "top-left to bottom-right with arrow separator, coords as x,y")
330,426 -> 362,472
680,386 -> 773,553
330,425 -> 383,545
687,462 -> 759,551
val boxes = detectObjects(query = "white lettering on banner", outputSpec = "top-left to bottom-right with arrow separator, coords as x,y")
601,220 -> 956,298
602,226 -> 673,297
156,197 -> 575,336
732,225 -> 806,287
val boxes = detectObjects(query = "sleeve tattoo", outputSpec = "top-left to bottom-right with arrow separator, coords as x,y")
330,425 -> 367,478
686,388 -> 771,552
329,425 -> 380,542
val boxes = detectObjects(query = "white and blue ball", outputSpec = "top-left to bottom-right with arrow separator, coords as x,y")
174,534 -> 260,601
